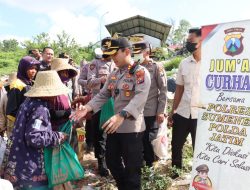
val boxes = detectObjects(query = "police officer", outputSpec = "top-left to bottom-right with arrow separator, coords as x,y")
195,164 -> 210,185
133,41 -> 167,166
78,60 -> 90,96
77,61 -> 94,152
71,37 -> 151,190
86,44 -> 116,176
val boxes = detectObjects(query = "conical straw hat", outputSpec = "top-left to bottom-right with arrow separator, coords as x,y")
24,70 -> 71,97
51,58 -> 78,79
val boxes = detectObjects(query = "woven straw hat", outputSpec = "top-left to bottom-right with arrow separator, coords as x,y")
51,58 -> 78,79
24,70 -> 71,97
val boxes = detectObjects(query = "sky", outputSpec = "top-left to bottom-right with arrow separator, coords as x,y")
0,0 -> 250,46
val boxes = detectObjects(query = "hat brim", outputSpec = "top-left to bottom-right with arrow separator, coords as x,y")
103,49 -> 118,55
24,86 -> 71,97
52,64 -> 78,79
132,49 -> 143,54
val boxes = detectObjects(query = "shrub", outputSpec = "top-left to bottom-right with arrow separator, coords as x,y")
163,57 -> 183,72
141,166 -> 172,190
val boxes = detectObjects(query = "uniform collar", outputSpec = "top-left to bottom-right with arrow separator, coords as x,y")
119,61 -> 133,73
141,59 -> 153,66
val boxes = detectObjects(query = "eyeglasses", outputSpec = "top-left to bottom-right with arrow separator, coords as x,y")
44,53 -> 54,56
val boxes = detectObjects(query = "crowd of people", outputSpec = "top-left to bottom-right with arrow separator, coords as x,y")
0,27 -> 201,190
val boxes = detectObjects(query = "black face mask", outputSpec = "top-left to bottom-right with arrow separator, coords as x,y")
185,42 -> 197,53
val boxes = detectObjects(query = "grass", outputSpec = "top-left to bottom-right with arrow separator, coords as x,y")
0,50 -> 26,76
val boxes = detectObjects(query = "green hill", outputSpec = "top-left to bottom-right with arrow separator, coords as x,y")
0,50 -> 26,76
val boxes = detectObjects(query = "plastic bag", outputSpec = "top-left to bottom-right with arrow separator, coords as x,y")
0,179 -> 14,190
76,128 -> 85,162
44,121 -> 85,188
151,119 -> 168,159
0,136 -> 6,167
99,98 -> 115,130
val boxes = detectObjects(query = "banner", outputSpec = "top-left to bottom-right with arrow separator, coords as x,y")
190,20 -> 250,190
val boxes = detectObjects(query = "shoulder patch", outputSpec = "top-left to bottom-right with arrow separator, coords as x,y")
157,63 -> 165,77
135,69 -> 145,84
158,65 -> 165,72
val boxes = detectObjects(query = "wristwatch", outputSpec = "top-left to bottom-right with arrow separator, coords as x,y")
119,110 -> 128,119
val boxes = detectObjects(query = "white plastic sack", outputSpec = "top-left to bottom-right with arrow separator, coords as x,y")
0,179 -> 14,190
0,136 -> 6,167
151,119 -> 168,159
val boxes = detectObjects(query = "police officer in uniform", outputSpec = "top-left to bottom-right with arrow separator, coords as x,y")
195,164 -> 210,185
133,41 -> 167,166
77,61 -> 94,152
87,44 -> 116,176
71,37 -> 151,190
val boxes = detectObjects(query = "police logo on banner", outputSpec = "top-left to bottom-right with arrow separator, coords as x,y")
223,27 -> 244,57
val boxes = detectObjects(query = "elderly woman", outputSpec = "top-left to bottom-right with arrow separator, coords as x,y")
3,71 -> 70,189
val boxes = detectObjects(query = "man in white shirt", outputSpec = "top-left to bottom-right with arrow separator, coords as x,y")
168,28 -> 202,178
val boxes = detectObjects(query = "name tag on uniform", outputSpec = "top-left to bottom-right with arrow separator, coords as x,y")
33,119 -> 42,130
124,79 -> 133,83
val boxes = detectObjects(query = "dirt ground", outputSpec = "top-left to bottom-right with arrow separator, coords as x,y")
72,147 -> 190,190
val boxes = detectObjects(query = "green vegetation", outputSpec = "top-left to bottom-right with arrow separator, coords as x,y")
182,142 -> 194,173
163,57 -> 183,72
0,31 -> 97,76
142,166 -> 172,190
0,50 -> 26,76
0,18 -> 192,76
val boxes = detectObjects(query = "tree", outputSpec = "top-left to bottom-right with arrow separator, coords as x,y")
52,31 -> 78,55
33,32 -> 50,48
0,41 -> 3,50
2,39 -> 19,51
51,30 -> 83,64
21,32 -> 50,52
165,18 -> 176,45
172,19 -> 191,45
